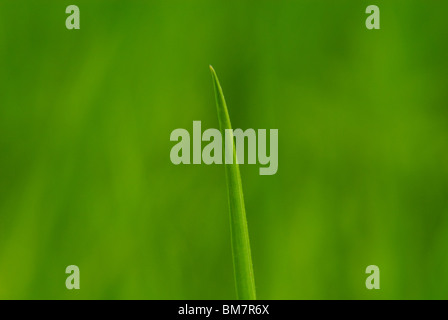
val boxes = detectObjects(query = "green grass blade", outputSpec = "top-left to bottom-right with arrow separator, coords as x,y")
209,65 -> 256,300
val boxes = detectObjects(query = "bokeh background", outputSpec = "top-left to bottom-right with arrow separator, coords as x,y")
0,0 -> 447,299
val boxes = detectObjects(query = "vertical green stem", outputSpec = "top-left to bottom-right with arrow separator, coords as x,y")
210,66 -> 256,300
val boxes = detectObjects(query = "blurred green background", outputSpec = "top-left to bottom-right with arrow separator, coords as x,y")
0,0 -> 447,299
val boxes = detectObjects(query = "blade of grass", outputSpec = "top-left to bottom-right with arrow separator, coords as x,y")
209,65 -> 256,300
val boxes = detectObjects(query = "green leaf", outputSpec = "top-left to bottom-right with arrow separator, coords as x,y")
209,65 -> 256,300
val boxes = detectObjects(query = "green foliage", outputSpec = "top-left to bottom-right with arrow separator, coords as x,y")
0,1 -> 447,300
210,66 -> 256,300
